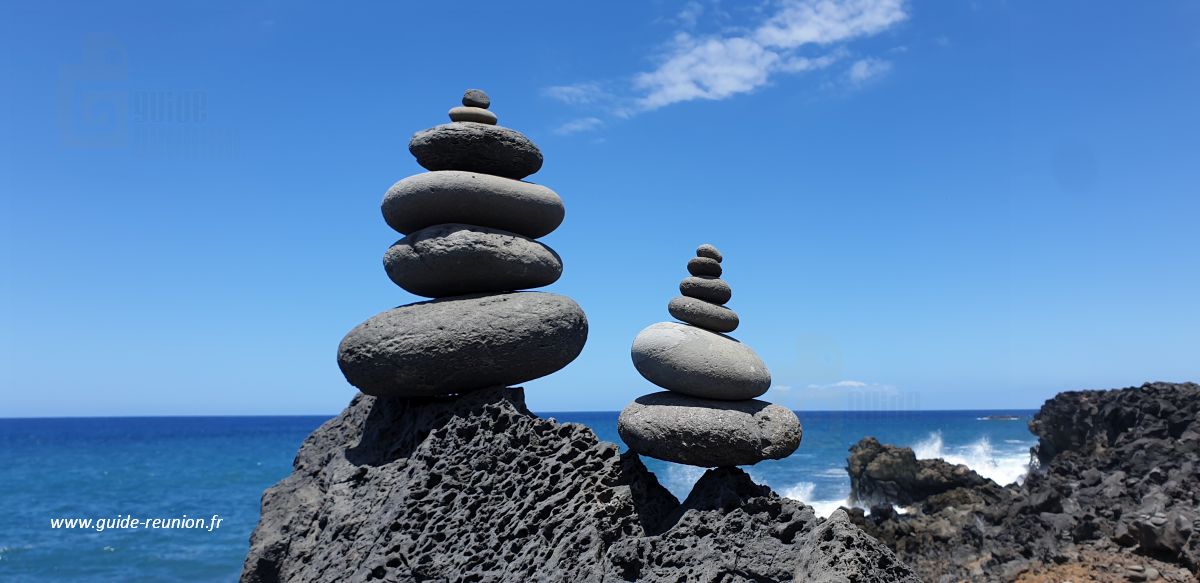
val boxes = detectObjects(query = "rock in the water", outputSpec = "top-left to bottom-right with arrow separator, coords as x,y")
794,509 -> 921,582
409,123 -> 543,180
847,437 -> 992,507
687,256 -> 722,277
631,322 -> 770,400
667,295 -> 739,333
618,391 -> 800,466
679,275 -> 731,305
696,243 -> 722,262
449,106 -> 497,124
462,88 -> 490,109
381,171 -> 564,238
242,387 -> 916,583
337,292 -> 587,397
383,224 -> 562,297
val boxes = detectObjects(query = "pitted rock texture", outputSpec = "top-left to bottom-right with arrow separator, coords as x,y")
847,382 -> 1200,582
242,387 -> 917,583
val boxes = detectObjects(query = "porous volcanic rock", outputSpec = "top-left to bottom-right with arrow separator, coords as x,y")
383,224 -> 562,297
337,292 -> 587,397
846,382 -> 1200,582
409,123 -> 543,179
242,387 -> 919,583
848,436 -> 991,507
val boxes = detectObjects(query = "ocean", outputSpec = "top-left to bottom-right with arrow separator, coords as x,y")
0,409 -> 1037,581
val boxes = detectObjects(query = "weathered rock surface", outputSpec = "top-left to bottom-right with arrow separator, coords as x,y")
618,391 -> 801,466
687,256 -> 722,277
667,295 -> 740,333
337,292 -> 586,397
695,243 -> 722,262
847,382 -> 1200,582
383,224 -> 562,297
631,322 -> 770,400
409,123 -> 543,179
848,437 -> 991,507
679,275 -> 731,305
243,387 -> 918,582
382,170 -> 564,238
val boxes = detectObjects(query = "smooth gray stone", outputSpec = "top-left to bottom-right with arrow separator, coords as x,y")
631,322 -> 770,400
618,391 -> 801,467
382,171 -> 564,238
409,123 -> 542,180
462,88 -> 490,109
696,243 -> 723,262
668,295 -> 739,333
337,292 -> 587,397
687,257 -> 722,277
679,276 -> 731,305
448,106 -> 497,124
384,224 -> 562,297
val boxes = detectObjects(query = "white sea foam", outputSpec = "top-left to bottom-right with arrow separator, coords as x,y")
912,431 -> 1029,486
661,463 -> 706,500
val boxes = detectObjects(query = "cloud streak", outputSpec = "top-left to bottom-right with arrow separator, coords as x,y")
633,0 -> 907,110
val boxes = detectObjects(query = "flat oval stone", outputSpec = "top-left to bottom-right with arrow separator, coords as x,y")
679,276 -> 732,305
384,224 -> 562,298
448,106 -> 497,125
687,257 -> 722,277
631,322 -> 770,400
338,292 -> 587,397
696,243 -> 723,262
410,123 -> 543,180
618,391 -> 801,467
668,295 -> 739,333
381,171 -> 564,238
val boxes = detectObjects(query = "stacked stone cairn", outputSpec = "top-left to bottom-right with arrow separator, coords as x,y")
336,89 -> 588,398
618,245 -> 802,467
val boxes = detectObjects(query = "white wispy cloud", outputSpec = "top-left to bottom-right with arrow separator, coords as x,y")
845,57 -> 892,85
553,117 -> 603,135
634,0 -> 908,110
807,379 -> 869,389
542,83 -> 607,106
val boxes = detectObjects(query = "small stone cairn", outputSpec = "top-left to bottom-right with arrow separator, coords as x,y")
337,89 -> 588,398
618,245 -> 801,467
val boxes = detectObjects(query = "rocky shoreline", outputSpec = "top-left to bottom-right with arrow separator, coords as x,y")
241,387 -> 917,582
846,381 -> 1200,582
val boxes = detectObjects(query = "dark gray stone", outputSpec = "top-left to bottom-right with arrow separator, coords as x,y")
409,123 -> 543,180
687,256 -> 722,277
381,170 -> 564,238
696,243 -> 722,262
242,387 -> 916,582
794,509 -> 921,582
631,322 -> 769,400
448,106 -> 497,124
679,276 -> 731,305
383,224 -> 562,298
337,292 -> 587,397
462,88 -> 490,109
667,295 -> 739,333
618,391 -> 801,467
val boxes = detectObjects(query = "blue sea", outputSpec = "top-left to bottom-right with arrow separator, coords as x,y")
0,409 -> 1036,581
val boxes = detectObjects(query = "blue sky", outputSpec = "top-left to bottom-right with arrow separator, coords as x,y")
2,1 -> 1197,416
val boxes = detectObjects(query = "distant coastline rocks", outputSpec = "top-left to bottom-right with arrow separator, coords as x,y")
337,89 -> 586,398
619,245 -> 800,467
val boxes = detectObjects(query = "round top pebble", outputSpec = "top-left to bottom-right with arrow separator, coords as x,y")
696,244 -> 722,263
463,89 -> 491,109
